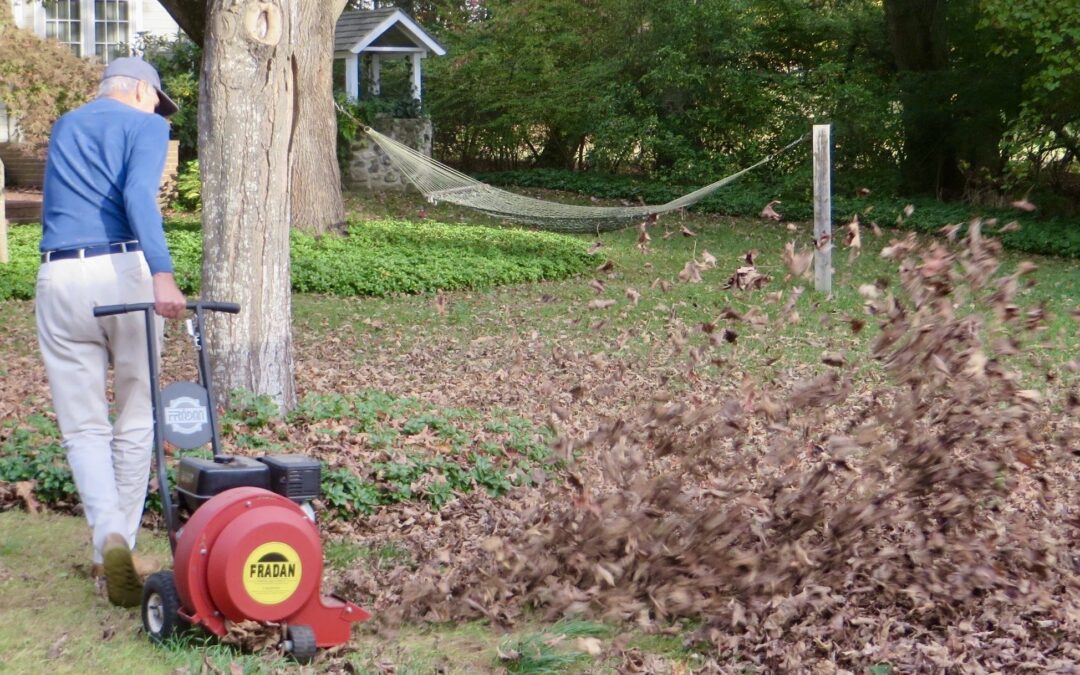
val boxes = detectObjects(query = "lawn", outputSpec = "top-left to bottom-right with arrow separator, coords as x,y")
1,187 -> 1078,672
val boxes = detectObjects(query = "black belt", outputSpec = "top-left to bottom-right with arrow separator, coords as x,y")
41,241 -> 141,263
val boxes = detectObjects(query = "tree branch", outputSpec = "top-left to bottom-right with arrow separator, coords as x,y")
157,0 -> 208,47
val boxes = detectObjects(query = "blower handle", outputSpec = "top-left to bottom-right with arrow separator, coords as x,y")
92,299 -> 241,552
93,301 -> 241,317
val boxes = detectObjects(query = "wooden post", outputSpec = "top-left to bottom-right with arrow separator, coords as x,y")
0,158 -> 8,264
813,124 -> 832,294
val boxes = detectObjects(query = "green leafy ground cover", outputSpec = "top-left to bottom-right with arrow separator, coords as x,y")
0,218 -> 593,301
2,389 -> 557,520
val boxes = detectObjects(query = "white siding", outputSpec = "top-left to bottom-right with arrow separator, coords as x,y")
9,0 -> 35,29
138,0 -> 180,38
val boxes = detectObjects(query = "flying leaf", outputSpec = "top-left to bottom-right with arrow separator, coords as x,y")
760,200 -> 783,221
1011,198 -> 1037,212
678,261 -> 703,283
782,241 -> 813,278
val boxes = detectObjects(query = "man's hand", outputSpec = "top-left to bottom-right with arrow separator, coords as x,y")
152,273 -> 187,319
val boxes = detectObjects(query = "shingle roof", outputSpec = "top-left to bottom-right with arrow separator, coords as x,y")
334,8 -> 446,55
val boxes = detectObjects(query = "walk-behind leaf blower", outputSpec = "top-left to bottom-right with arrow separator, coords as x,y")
93,301 -> 370,663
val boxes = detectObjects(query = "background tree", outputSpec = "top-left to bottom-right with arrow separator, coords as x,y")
883,0 -> 1027,197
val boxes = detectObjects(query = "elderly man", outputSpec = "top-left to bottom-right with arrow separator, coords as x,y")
37,56 -> 186,607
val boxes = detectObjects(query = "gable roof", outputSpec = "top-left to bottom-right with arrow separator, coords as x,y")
335,8 -> 447,56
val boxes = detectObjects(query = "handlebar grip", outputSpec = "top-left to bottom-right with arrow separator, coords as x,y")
93,303 -> 154,317
196,302 -> 241,314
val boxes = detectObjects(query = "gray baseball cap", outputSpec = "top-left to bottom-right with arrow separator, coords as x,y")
102,56 -> 179,118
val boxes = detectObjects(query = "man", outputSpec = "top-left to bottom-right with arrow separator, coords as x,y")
36,56 -> 186,607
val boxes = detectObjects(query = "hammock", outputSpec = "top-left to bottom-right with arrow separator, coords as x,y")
361,125 -> 806,233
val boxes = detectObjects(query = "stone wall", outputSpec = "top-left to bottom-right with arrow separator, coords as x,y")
345,117 -> 432,192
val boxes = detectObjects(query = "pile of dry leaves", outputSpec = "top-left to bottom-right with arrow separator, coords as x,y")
343,222 -> 1080,671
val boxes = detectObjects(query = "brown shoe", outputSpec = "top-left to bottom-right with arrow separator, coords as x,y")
103,533 -> 142,608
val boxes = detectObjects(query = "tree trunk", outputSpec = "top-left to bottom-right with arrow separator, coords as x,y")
289,0 -> 348,235
200,0 -> 297,411
883,0 -> 961,196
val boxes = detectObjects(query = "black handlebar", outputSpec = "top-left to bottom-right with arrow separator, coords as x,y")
93,301 -> 241,317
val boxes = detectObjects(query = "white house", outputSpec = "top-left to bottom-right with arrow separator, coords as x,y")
1,0 -> 181,143
8,0 -> 180,61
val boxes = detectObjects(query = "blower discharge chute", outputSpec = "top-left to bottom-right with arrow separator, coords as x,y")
93,301 -> 370,663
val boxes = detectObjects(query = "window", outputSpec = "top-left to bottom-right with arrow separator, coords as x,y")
45,0 -> 83,57
94,0 -> 130,63
41,0 -> 131,63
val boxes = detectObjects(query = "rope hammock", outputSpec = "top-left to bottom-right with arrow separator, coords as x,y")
360,125 -> 807,233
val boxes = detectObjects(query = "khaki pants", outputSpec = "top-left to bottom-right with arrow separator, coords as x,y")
35,251 -> 162,564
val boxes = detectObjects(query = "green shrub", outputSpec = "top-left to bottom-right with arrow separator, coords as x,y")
171,160 -> 202,212
0,219 -> 593,301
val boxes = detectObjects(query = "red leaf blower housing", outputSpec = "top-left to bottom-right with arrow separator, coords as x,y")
93,301 -> 370,663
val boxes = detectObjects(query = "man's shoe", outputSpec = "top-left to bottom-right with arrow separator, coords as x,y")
102,533 -> 142,608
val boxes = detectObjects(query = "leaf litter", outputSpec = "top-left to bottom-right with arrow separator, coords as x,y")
334,221 -> 1080,671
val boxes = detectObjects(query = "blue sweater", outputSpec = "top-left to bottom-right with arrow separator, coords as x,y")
41,97 -> 173,274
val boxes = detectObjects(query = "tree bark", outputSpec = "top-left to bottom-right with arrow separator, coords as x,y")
200,0 -> 297,411
883,0 -> 961,196
289,0 -> 349,235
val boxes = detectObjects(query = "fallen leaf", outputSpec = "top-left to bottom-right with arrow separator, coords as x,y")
47,633 -> 68,659
15,481 -> 40,514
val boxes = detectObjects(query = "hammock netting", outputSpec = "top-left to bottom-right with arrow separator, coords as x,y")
362,126 -> 806,233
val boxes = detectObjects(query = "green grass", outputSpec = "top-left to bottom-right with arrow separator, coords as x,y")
0,511 -> 694,674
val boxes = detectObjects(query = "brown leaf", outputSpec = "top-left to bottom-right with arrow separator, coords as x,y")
587,299 -> 617,310
761,199 -> 783,221
15,481 -> 40,514
680,225 -> 696,237
625,288 -> 641,306
47,634 -> 68,659
782,241 -> 813,279
586,240 -> 604,255
596,259 -> 615,273
677,261 -> 703,284
723,266 -> 770,291
1011,198 -> 1037,212
575,637 -> 604,656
